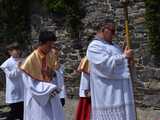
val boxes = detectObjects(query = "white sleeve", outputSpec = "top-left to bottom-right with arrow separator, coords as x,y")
55,68 -> 64,89
59,85 -> 66,98
87,41 -> 129,79
1,62 -> 21,80
80,72 -> 90,91
55,68 -> 66,98
22,72 -> 57,106
4,67 -> 21,79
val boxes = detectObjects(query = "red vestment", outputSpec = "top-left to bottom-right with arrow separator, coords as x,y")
75,97 -> 91,120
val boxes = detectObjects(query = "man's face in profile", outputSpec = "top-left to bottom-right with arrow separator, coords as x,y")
103,23 -> 115,42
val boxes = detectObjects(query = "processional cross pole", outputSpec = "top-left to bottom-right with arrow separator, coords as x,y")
120,0 -> 138,119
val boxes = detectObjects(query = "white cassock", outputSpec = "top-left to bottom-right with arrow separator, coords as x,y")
87,36 -> 136,120
22,72 -> 65,120
0,57 -> 24,104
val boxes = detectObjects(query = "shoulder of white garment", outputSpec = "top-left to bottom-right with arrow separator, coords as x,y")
88,39 -> 105,48
87,40 -> 112,64
0,57 -> 13,69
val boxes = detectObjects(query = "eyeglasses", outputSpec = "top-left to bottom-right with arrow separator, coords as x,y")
104,27 -> 115,35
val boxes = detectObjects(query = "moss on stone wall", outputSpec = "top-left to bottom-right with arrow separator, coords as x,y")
145,0 -> 160,66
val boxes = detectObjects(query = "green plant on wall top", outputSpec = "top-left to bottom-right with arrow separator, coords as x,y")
41,0 -> 65,13
145,0 -> 160,66
0,0 -> 30,47
41,0 -> 84,38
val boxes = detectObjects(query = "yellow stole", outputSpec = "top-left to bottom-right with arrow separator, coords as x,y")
77,56 -> 90,74
20,49 -> 59,82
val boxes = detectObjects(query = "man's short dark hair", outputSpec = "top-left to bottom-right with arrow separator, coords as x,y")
6,42 -> 20,51
39,31 -> 57,44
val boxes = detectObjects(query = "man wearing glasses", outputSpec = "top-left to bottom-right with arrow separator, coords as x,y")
86,19 -> 136,120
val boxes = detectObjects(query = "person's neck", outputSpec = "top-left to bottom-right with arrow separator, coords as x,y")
96,34 -> 113,45
38,47 -> 48,55
96,33 -> 104,41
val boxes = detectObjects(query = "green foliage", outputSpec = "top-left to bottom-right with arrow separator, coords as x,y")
0,0 -> 30,47
144,0 -> 160,65
42,0 -> 65,13
41,0 -> 84,38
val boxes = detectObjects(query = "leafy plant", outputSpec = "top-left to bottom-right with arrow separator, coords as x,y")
0,0 -> 30,48
144,0 -> 160,66
41,0 -> 84,38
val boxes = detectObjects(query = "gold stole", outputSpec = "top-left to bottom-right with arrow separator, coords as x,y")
20,49 -> 59,82
77,56 -> 90,74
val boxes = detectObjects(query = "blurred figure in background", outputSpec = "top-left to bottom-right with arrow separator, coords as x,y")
0,42 -> 24,120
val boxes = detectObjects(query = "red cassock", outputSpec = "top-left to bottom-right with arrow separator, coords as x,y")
75,97 -> 91,120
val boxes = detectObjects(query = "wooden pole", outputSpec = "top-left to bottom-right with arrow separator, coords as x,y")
120,0 -> 138,120
121,0 -> 132,49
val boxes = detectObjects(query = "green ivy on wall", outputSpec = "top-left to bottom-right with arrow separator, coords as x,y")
145,0 -> 160,66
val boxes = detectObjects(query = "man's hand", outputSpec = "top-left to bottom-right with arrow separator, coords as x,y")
123,47 -> 133,59
50,88 -> 62,97
84,90 -> 91,97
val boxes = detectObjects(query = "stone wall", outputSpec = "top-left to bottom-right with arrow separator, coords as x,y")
29,0 -> 148,96
1,0 -> 159,109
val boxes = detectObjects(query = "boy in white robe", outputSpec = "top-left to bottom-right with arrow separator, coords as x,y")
0,42 -> 24,120
87,20 -> 136,120
20,31 -> 64,120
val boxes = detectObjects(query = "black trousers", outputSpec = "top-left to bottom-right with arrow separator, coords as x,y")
60,98 -> 65,107
7,102 -> 23,120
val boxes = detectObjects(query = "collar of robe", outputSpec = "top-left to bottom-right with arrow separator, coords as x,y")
94,36 -> 113,45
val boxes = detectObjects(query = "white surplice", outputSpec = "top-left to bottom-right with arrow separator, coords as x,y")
0,57 -> 24,104
79,72 -> 90,97
87,36 -> 136,120
22,72 -> 65,120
